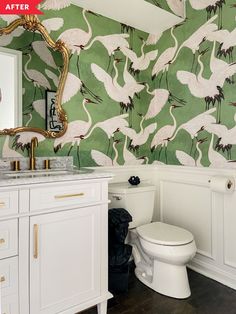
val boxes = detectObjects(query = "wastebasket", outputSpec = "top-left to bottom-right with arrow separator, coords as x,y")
108,208 -> 132,293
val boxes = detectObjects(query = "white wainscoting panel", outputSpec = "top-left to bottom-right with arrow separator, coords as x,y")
96,164 -> 236,290
223,193 -> 236,269
160,180 -> 213,259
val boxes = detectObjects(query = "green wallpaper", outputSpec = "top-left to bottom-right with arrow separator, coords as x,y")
0,0 -> 236,169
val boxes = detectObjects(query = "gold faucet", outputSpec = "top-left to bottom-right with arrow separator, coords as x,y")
29,137 -> 38,170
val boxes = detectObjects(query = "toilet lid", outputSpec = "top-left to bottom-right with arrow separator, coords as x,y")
137,222 -> 194,246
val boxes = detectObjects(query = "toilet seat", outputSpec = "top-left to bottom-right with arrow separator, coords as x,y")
137,222 -> 194,246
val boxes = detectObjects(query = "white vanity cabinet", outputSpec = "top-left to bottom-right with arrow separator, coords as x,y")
30,206 -> 101,314
0,173 -> 112,314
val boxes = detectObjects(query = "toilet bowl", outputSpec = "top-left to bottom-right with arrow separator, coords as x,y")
135,222 -> 197,298
108,182 -> 197,299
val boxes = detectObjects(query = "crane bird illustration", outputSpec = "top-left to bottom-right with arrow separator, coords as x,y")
91,59 -> 135,113
84,33 -> 130,72
189,0 -> 226,29
121,114 -> 157,152
58,10 -> 101,103
91,140 -> 121,166
54,98 -> 97,167
121,38 -> 158,75
151,104 -> 181,163
177,49 -> 236,123
176,138 -> 207,167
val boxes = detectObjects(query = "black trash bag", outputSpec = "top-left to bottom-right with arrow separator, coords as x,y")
109,264 -> 130,293
109,244 -> 132,268
108,208 -> 133,293
108,208 -> 132,244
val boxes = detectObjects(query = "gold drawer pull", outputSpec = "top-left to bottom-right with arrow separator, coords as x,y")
0,201 -> 5,207
0,238 -> 5,244
54,193 -> 84,199
0,275 -> 5,282
33,224 -> 39,259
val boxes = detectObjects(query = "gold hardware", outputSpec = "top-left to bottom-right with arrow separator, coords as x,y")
11,160 -> 20,171
29,137 -> 38,170
0,238 -> 5,244
33,224 -> 39,259
55,193 -> 84,199
0,15 -> 69,139
44,160 -> 51,170
0,275 -> 5,283
0,202 -> 5,207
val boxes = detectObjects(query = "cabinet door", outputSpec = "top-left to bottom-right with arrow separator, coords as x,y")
30,206 -> 101,314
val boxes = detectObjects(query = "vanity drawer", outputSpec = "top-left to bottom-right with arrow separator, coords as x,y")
30,182 -> 101,211
1,294 -> 19,314
0,257 -> 18,297
0,220 -> 18,259
0,190 -> 18,217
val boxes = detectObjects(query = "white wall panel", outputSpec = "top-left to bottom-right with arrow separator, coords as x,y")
160,180 -> 213,258
224,193 -> 236,269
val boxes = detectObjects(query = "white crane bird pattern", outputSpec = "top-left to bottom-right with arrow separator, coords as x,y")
0,0 -> 236,168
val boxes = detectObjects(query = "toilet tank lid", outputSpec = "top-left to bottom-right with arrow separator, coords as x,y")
137,222 -> 194,246
108,182 -> 156,194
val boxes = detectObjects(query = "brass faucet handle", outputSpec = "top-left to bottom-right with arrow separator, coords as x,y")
29,137 -> 39,171
44,160 -> 51,170
11,160 -> 20,171
31,137 -> 38,147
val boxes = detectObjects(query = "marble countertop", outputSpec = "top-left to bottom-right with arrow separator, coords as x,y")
0,168 -> 113,187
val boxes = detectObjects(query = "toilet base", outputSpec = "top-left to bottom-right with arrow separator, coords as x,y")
135,260 -> 191,299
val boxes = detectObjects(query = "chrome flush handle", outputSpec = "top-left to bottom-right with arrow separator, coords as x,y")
112,195 -> 122,201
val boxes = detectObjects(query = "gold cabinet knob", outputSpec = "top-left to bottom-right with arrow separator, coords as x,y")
0,201 -> 5,208
0,238 -> 5,244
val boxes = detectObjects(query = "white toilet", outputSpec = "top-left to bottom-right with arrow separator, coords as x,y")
108,182 -> 197,299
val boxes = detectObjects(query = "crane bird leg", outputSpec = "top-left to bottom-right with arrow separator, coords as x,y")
190,138 -> 195,156
76,144 -> 81,168
67,145 -> 73,156
32,86 -> 37,104
76,55 -> 81,79
169,93 -> 186,106
158,146 -> 163,160
107,137 -> 113,157
164,146 -> 168,164
81,83 -> 103,103
158,72 -> 164,88
165,71 -> 169,90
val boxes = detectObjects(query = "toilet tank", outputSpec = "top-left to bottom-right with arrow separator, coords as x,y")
108,182 -> 156,229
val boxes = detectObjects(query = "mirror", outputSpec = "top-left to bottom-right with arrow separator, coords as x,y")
0,15 -> 69,138
0,46 -> 22,129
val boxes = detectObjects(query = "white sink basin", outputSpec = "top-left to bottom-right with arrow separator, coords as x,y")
2,169 -> 92,178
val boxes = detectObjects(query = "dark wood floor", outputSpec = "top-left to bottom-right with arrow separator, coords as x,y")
82,268 -> 236,314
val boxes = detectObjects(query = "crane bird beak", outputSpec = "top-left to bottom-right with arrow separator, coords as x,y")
174,22 -> 185,29
198,137 -> 208,144
114,58 -> 123,63
85,98 -> 98,104
172,104 -> 183,109
199,48 -> 210,56
86,10 -> 99,16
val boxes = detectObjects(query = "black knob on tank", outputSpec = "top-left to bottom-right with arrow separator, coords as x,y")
128,176 -> 140,186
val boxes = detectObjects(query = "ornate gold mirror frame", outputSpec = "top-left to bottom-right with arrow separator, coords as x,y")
0,15 -> 69,138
